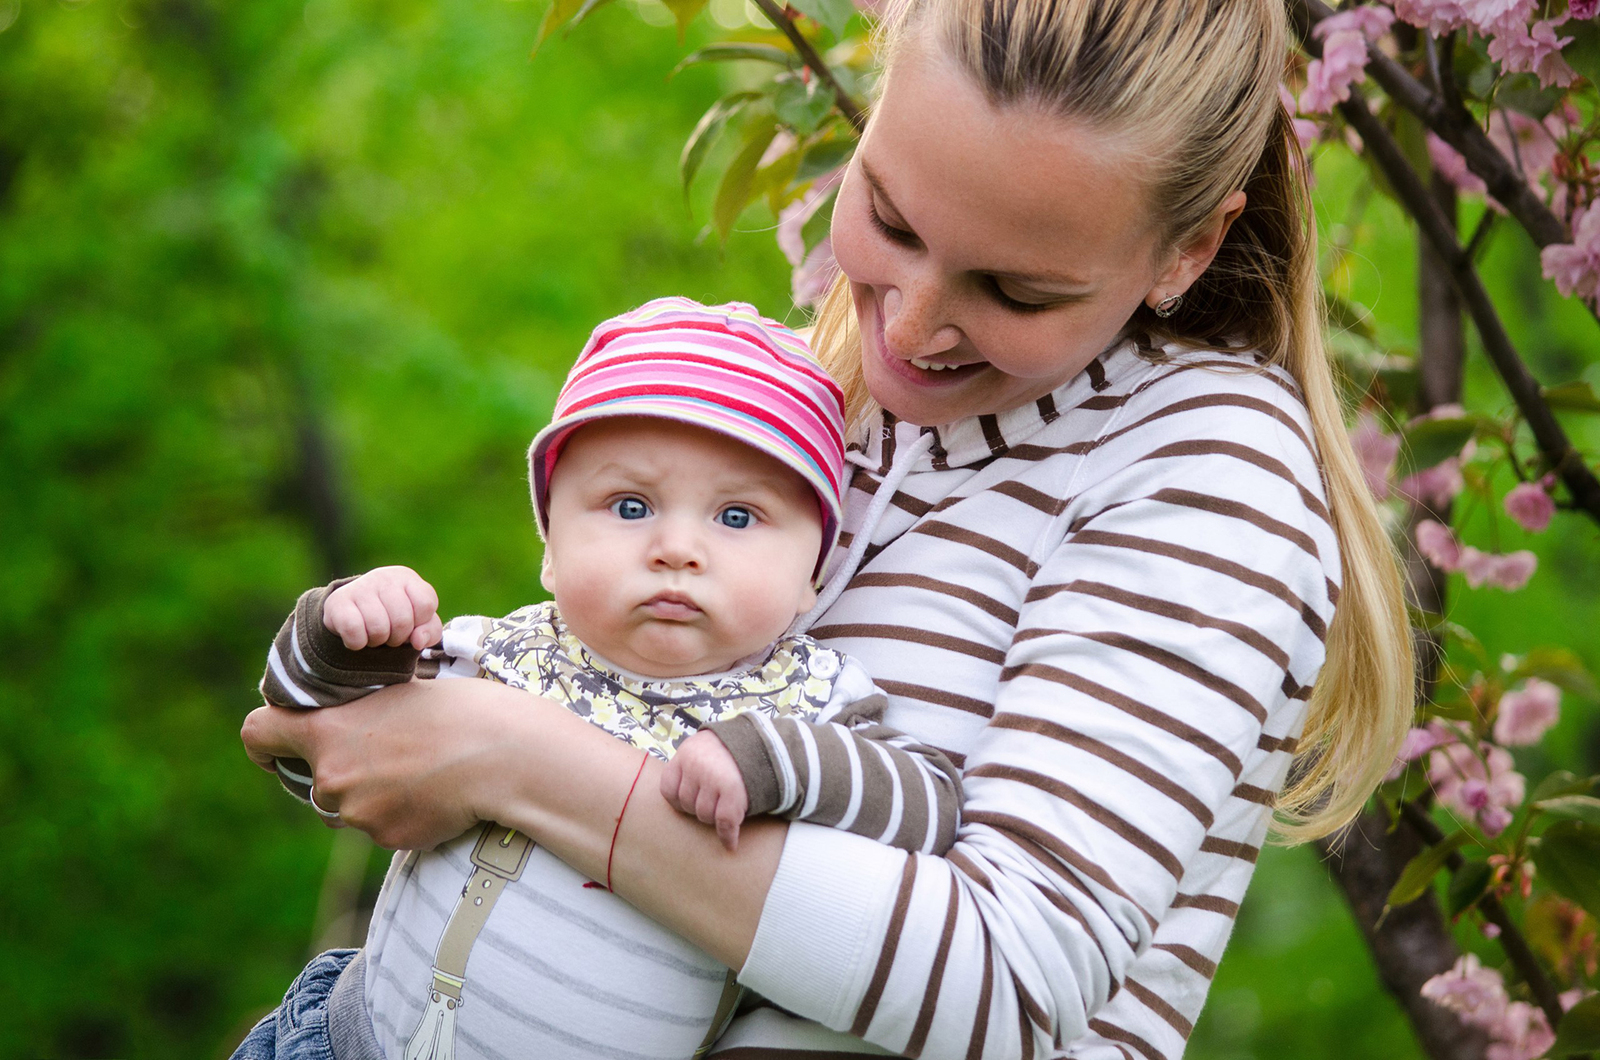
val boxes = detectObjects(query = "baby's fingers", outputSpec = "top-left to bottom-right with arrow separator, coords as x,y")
715,800 -> 743,852
410,615 -> 444,651
374,582 -> 419,648
323,593 -> 372,650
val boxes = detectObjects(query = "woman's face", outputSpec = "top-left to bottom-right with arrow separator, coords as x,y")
830,31 -> 1185,425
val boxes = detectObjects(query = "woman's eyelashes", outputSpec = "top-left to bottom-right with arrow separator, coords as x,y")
868,197 -> 1063,316
867,199 -> 920,247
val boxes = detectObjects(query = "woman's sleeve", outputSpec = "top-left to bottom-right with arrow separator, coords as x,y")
735,383 -> 1339,1058
708,657 -> 964,855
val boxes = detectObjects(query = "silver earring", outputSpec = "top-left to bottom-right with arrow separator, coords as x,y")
1153,294 -> 1184,318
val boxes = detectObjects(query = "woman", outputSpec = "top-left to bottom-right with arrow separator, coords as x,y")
243,0 -> 1414,1055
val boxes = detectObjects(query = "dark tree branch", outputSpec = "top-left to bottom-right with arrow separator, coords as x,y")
1320,810 -> 1492,1060
1397,802 -> 1567,1028
1333,87 -> 1600,524
749,0 -> 867,131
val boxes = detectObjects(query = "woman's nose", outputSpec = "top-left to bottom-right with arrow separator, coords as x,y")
648,517 -> 706,571
881,280 -> 962,361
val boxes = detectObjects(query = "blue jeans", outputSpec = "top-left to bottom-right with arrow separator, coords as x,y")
231,949 -> 359,1060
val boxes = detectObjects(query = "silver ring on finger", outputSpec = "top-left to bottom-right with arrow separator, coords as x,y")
309,785 -> 342,820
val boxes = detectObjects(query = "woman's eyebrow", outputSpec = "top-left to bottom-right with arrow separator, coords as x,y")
859,159 -> 1092,291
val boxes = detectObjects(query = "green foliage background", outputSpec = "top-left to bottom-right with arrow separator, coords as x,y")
0,0 -> 1594,1057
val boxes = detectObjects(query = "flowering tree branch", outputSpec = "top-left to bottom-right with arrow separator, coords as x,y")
1291,0 -> 1572,251
1332,82 -> 1600,526
749,0 -> 867,131
1397,800 -> 1569,1028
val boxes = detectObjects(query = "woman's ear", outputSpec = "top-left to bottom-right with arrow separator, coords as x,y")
1146,189 -> 1248,309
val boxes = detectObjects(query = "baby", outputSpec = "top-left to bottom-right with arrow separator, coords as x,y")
241,298 -> 962,1060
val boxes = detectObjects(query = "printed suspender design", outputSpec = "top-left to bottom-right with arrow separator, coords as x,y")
403,822 -> 533,1060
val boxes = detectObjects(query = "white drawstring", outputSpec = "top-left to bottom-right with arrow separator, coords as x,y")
797,431 -> 936,634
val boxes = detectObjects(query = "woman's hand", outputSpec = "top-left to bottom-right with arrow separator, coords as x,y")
241,678 -> 530,850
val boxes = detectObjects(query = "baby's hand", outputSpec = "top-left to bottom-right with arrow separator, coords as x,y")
323,566 -> 443,651
660,730 -> 749,851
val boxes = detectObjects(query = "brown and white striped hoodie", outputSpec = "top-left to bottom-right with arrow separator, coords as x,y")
717,337 -> 1337,1060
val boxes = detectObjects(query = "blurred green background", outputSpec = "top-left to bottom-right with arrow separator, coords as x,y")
1,0 -> 1595,1057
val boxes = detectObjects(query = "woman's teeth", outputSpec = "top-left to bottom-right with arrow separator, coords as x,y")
910,358 -> 963,371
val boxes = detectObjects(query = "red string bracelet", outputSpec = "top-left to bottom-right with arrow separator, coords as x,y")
606,752 -> 650,893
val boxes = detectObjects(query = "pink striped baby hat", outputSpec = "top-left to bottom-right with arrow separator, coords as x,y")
528,296 -> 847,578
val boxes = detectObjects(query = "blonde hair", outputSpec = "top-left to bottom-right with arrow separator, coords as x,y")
811,0 -> 1413,842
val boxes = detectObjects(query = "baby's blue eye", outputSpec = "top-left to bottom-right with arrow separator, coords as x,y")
611,497 -> 650,520
718,507 -> 753,529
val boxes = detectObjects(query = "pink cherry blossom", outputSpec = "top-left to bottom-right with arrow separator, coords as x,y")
1393,0 -> 1473,35
1542,205 -> 1600,302
1562,987 -> 1597,1011
1430,743 -> 1526,835
1416,519 -> 1463,570
1279,83 -> 1320,152
1429,134 -> 1489,194
1351,412 -> 1399,498
1399,458 -> 1465,511
1464,0 -> 1537,35
1315,4 -> 1396,41
1301,27 -> 1372,113
1485,1001 -> 1554,1060
1301,7 -> 1396,115
1488,18 -> 1577,88
1493,678 -> 1560,746
777,169 -> 843,307
1458,547 -> 1538,590
1488,110 -> 1564,186
1574,0 -> 1600,18
1421,954 -> 1509,1027
1504,480 -> 1555,531
1386,721 -> 1457,780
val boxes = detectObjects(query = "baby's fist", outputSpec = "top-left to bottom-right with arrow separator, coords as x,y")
660,730 -> 749,851
324,566 -> 443,651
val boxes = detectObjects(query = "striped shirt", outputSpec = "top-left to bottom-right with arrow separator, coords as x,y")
720,337 -> 1337,1060
260,589 -> 962,1058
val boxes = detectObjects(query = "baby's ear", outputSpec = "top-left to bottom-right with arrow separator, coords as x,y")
539,549 -> 558,596
798,580 -> 818,616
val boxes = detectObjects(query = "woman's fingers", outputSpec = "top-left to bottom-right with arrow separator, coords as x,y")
241,704 -> 312,772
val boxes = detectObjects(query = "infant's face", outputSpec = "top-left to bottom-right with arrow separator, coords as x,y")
541,417 -> 823,677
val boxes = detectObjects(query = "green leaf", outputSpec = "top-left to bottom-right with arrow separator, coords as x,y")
1547,992 -> 1600,1058
1535,795 -> 1600,828
662,0 -> 708,40
1564,18 -> 1600,90
800,186 -> 837,256
1493,73 -> 1566,119
795,137 -> 855,183
787,0 -> 854,38
535,0 -> 588,51
1325,291 -> 1377,343
1532,821 -> 1600,921
566,0 -> 619,32
1510,647 -> 1599,700
1397,416 -> 1479,477
774,75 -> 836,137
713,119 -> 780,243
1542,380 -> 1600,413
1529,770 -> 1597,804
680,92 -> 762,196
671,43 -> 795,76
1446,859 -> 1493,917
1387,830 -> 1471,909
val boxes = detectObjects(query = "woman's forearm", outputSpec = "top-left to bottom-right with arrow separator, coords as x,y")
416,678 -> 787,968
